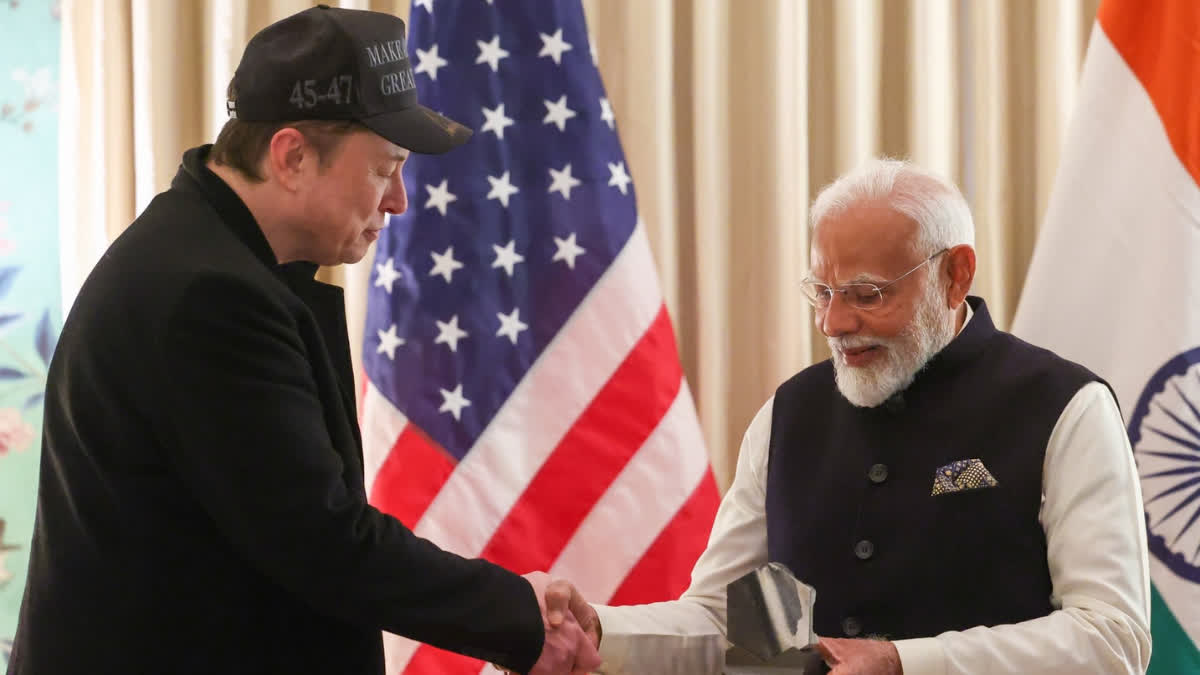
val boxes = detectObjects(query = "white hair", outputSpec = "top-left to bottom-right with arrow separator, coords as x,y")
809,158 -> 975,256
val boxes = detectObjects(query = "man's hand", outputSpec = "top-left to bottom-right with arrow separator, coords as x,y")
514,572 -> 602,675
816,637 -> 903,675
524,610 -> 601,675
522,571 -> 602,649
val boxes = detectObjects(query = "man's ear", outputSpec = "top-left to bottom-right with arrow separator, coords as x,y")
944,245 -> 976,308
263,127 -> 312,192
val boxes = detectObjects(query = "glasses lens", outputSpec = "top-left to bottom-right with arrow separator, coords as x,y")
846,285 -> 883,310
801,282 -> 832,307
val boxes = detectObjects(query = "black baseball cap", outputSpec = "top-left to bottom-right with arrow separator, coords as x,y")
227,4 -> 471,154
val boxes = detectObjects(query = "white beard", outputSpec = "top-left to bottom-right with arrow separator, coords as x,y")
829,280 -> 957,408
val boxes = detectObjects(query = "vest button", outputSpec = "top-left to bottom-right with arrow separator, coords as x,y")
854,539 -> 875,560
842,616 -> 862,637
868,463 -> 888,483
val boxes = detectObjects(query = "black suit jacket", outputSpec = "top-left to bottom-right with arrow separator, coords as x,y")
7,146 -> 544,674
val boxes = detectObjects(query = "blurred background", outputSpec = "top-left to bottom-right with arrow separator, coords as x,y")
0,0 -> 1142,667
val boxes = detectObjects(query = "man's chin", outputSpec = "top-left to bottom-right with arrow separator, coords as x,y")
833,360 -> 911,408
835,380 -> 897,408
338,241 -> 372,266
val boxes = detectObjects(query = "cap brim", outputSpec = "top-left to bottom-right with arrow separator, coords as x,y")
361,105 -> 473,155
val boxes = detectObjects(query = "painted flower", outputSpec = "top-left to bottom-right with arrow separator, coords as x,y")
11,66 -> 52,100
0,408 -> 33,455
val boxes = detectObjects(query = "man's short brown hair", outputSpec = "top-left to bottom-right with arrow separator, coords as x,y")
209,117 -> 364,183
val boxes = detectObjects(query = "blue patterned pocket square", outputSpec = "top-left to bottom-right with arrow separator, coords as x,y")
931,458 -> 999,495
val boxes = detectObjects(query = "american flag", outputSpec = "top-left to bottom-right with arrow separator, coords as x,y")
360,1 -> 720,672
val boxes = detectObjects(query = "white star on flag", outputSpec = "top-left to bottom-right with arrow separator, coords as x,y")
475,35 -> 510,72
538,28 -> 574,65
542,95 -> 577,132
608,161 -> 632,195
599,98 -> 615,129
376,324 -> 405,360
430,246 -> 464,282
414,44 -> 449,81
438,383 -> 471,421
496,307 -> 529,344
413,0 -> 434,12
492,240 -> 525,277
424,179 -> 457,216
486,171 -> 520,208
374,257 -> 402,294
434,314 -> 469,352
552,232 -> 586,269
481,103 -> 515,139
548,163 -> 583,200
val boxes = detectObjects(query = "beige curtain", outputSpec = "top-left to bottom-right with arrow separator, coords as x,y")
63,0 -> 1103,491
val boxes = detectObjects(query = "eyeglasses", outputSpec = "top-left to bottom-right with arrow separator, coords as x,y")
800,248 -> 949,311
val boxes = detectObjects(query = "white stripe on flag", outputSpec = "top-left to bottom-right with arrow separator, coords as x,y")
361,381 -> 409,494
383,633 -> 420,675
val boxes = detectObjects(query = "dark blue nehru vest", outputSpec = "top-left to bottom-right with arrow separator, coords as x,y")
765,297 -> 1105,640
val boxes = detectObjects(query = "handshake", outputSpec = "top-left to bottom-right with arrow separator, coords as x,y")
500,571 -> 602,675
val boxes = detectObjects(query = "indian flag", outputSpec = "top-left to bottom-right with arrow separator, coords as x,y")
1012,1 -> 1200,672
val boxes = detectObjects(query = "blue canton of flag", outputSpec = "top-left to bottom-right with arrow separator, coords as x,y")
363,0 -> 635,456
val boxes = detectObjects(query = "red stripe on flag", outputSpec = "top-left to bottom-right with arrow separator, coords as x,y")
1099,0 -> 1200,185
480,304 -> 684,573
607,469 -> 721,605
369,425 -> 457,529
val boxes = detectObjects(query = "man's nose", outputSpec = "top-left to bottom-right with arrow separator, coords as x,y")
819,292 -> 860,338
381,174 -> 408,215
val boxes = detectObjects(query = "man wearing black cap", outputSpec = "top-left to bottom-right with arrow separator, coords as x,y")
6,7 -> 599,675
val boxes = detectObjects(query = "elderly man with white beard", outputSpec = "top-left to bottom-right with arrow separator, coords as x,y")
571,159 -> 1152,675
